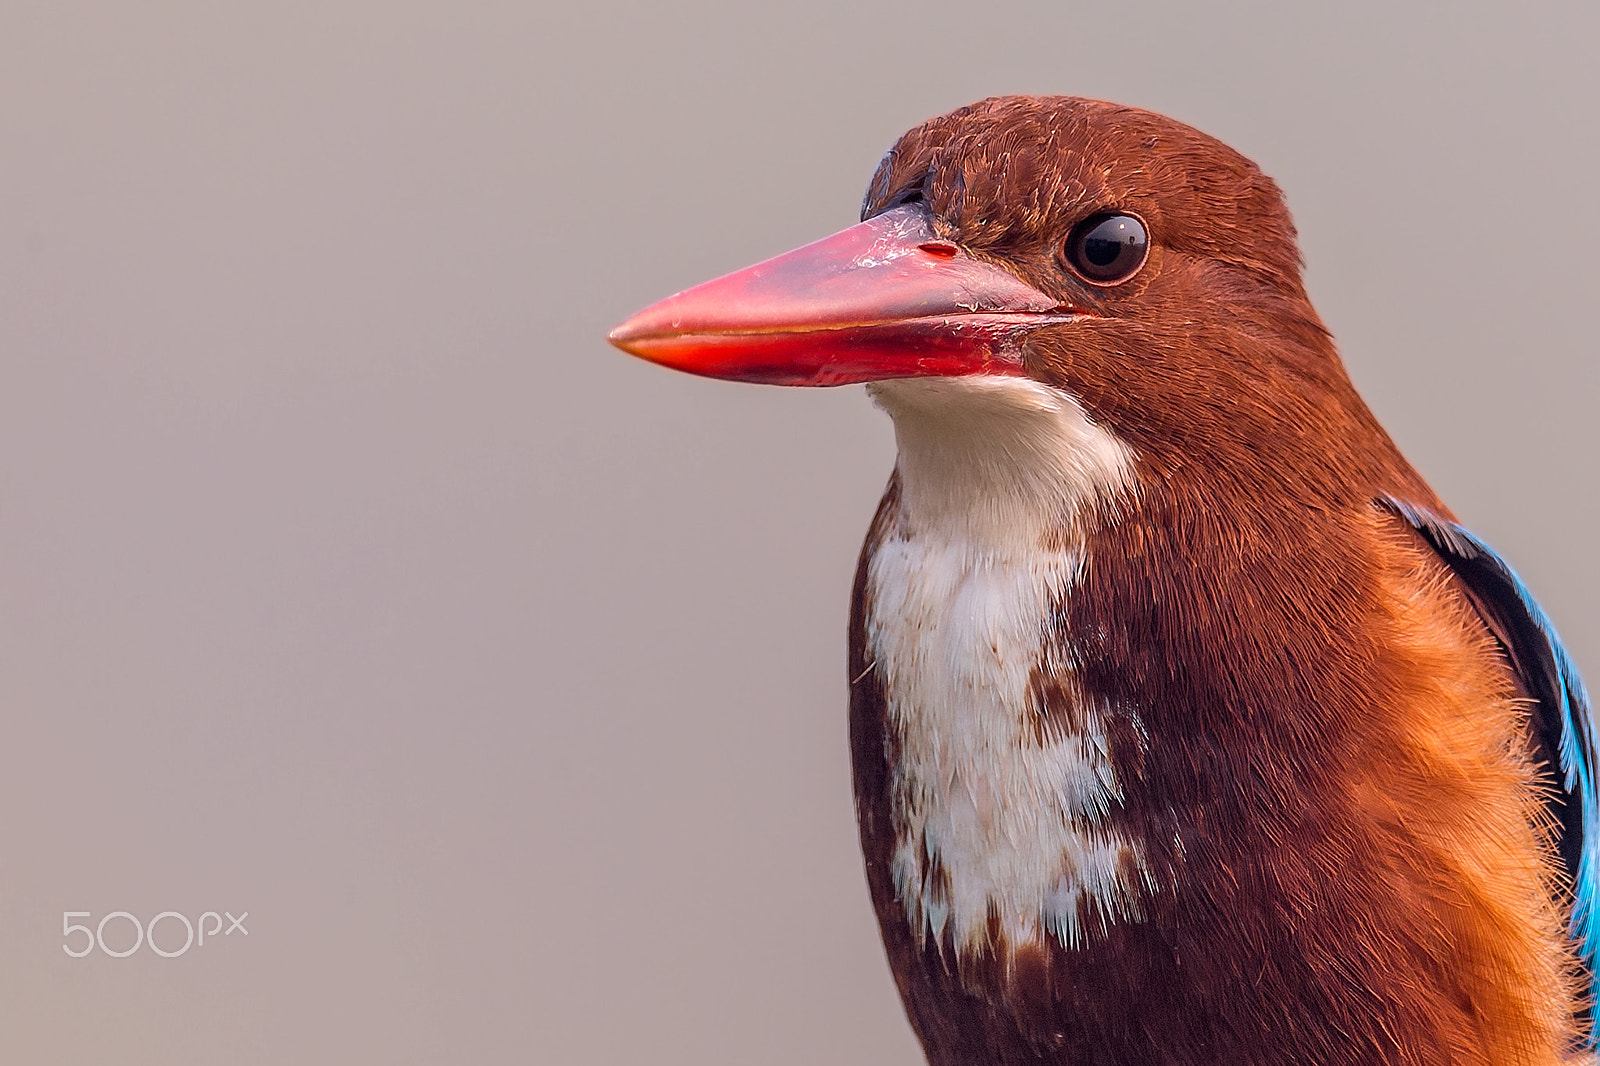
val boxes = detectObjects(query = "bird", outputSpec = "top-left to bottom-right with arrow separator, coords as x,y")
607,96 -> 1596,1066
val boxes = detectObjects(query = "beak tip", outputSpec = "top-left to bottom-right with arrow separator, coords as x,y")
606,316 -> 647,355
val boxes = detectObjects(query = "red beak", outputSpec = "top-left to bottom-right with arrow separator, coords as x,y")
607,205 -> 1076,386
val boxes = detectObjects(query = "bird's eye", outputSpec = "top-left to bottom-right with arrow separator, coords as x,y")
1064,213 -> 1148,285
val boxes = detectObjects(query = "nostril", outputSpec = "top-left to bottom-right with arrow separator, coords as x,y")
918,241 -> 959,259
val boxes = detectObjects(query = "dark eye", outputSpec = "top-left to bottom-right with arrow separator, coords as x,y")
1064,213 -> 1148,284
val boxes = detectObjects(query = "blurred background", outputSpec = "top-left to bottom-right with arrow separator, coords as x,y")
1,1 -> 1595,1062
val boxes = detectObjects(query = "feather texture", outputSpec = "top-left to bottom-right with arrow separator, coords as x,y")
1383,495 -> 1598,1031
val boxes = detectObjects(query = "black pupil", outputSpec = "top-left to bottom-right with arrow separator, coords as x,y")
1072,214 -> 1147,281
1084,232 -> 1126,266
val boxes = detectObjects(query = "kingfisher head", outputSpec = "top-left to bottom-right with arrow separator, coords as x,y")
609,96 -> 1385,500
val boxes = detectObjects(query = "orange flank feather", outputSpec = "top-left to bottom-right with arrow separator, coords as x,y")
1317,514 -> 1577,1063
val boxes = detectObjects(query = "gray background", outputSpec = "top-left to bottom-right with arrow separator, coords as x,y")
1,1 -> 1595,1063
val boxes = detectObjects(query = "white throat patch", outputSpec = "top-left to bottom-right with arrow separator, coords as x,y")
864,375 -> 1150,954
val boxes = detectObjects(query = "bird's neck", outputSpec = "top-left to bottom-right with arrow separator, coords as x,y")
866,376 -> 1134,550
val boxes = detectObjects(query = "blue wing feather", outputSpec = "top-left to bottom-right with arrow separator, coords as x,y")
1382,496 -> 1598,1034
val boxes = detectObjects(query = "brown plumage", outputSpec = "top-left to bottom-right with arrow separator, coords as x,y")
611,95 -> 1593,1065
847,97 -> 1580,1065
851,491 -> 1578,1064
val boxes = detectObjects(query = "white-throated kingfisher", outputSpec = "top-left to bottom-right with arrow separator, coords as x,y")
608,96 -> 1597,1066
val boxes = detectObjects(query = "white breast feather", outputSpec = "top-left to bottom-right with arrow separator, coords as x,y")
864,375 -> 1150,953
